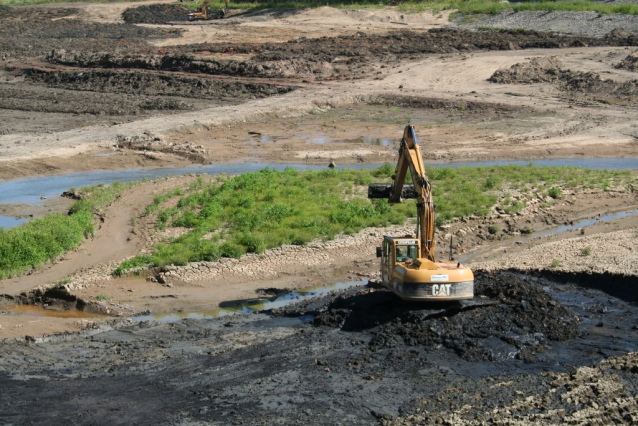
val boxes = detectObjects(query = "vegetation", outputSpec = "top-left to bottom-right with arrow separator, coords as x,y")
488,224 -> 500,235
548,187 -> 563,199
95,294 -> 111,301
550,259 -> 562,268
520,226 -> 533,235
112,163 -> 633,275
581,246 -> 591,256
0,164 -> 632,279
0,181 -> 134,279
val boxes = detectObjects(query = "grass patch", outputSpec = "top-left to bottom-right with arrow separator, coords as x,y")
0,181 -> 134,279
95,294 -> 110,301
550,259 -> 562,268
488,224 -> 500,235
113,164 -> 635,275
580,246 -> 591,256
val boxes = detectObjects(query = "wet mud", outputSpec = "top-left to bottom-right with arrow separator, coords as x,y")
490,56 -> 638,105
1,271 -> 637,424
122,4 -> 192,24
0,6 -> 181,60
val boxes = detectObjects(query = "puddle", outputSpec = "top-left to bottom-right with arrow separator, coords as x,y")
3,304 -> 110,320
458,208 -> 638,263
247,134 -> 283,143
131,279 -> 367,324
0,215 -> 25,229
519,207 -> 638,242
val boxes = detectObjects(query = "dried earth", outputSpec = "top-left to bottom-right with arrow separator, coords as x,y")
1,3 -> 638,425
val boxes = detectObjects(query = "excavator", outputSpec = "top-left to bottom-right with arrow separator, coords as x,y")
368,125 -> 474,301
187,0 -> 228,21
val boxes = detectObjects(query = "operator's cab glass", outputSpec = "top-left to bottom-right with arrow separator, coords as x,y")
395,244 -> 418,262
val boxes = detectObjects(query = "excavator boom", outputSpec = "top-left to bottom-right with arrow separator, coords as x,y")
368,125 -> 474,301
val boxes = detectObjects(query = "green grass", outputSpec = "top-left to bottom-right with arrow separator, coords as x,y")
0,181 -> 134,279
580,246 -> 591,256
112,164 -> 635,275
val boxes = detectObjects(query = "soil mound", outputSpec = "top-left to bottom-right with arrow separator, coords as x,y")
23,67 -> 297,102
490,57 -> 638,105
122,4 -> 190,24
489,56 -> 564,84
615,50 -> 638,71
314,272 -> 580,362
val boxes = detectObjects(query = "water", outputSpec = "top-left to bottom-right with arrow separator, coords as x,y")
131,279 -> 367,324
0,216 -> 25,229
0,162 -> 373,206
518,207 -> 638,242
458,207 -> 638,263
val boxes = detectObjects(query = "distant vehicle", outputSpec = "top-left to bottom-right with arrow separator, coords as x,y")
187,0 -> 227,21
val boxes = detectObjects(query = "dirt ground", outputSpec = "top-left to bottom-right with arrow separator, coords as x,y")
1,3 -> 638,424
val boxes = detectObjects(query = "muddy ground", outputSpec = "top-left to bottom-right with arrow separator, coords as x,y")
1,3 -> 638,424
1,272 -> 637,425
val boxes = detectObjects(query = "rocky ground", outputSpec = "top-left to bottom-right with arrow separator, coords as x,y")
1,2 -> 638,424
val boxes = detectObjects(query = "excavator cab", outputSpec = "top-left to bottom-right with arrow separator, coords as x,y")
370,125 -> 474,301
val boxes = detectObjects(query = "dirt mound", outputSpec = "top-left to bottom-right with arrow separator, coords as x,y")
122,4 -> 191,24
489,56 -> 564,84
23,67 -> 297,102
615,50 -> 638,71
490,57 -> 638,105
314,272 -> 580,362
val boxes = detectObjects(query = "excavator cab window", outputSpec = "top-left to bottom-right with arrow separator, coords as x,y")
396,244 -> 418,262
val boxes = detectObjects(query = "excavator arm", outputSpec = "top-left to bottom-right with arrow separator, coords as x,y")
387,125 -> 436,261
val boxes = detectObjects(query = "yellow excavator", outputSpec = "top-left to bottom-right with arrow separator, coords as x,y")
368,125 -> 474,301
187,0 -> 228,21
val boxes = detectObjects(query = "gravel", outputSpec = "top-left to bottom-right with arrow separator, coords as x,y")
453,10 -> 638,37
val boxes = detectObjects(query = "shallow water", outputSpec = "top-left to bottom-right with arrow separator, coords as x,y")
131,279 -> 367,324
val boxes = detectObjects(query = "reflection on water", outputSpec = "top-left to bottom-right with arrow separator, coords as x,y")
131,279 -> 367,324
3,304 -> 110,319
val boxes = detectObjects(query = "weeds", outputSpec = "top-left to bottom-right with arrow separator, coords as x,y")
488,224 -> 500,235
548,187 -> 563,199
0,181 -> 134,279
95,295 -> 110,301
520,226 -> 533,235
550,259 -> 562,268
581,247 -> 592,256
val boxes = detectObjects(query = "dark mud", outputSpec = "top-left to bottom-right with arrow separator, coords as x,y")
23,67 -> 297,102
490,56 -> 638,105
0,84 -> 192,115
0,6 -> 181,60
44,29 -> 638,81
1,271 -> 637,424
314,272 -> 580,363
122,4 -> 192,24
615,49 -> 638,71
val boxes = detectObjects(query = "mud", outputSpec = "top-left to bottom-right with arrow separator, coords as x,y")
1,271 -> 637,425
490,56 -> 638,105
42,29 -> 638,82
122,4 -> 192,24
314,272 -> 580,363
0,6 -> 181,60
23,67 -> 297,102
616,49 -> 638,71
